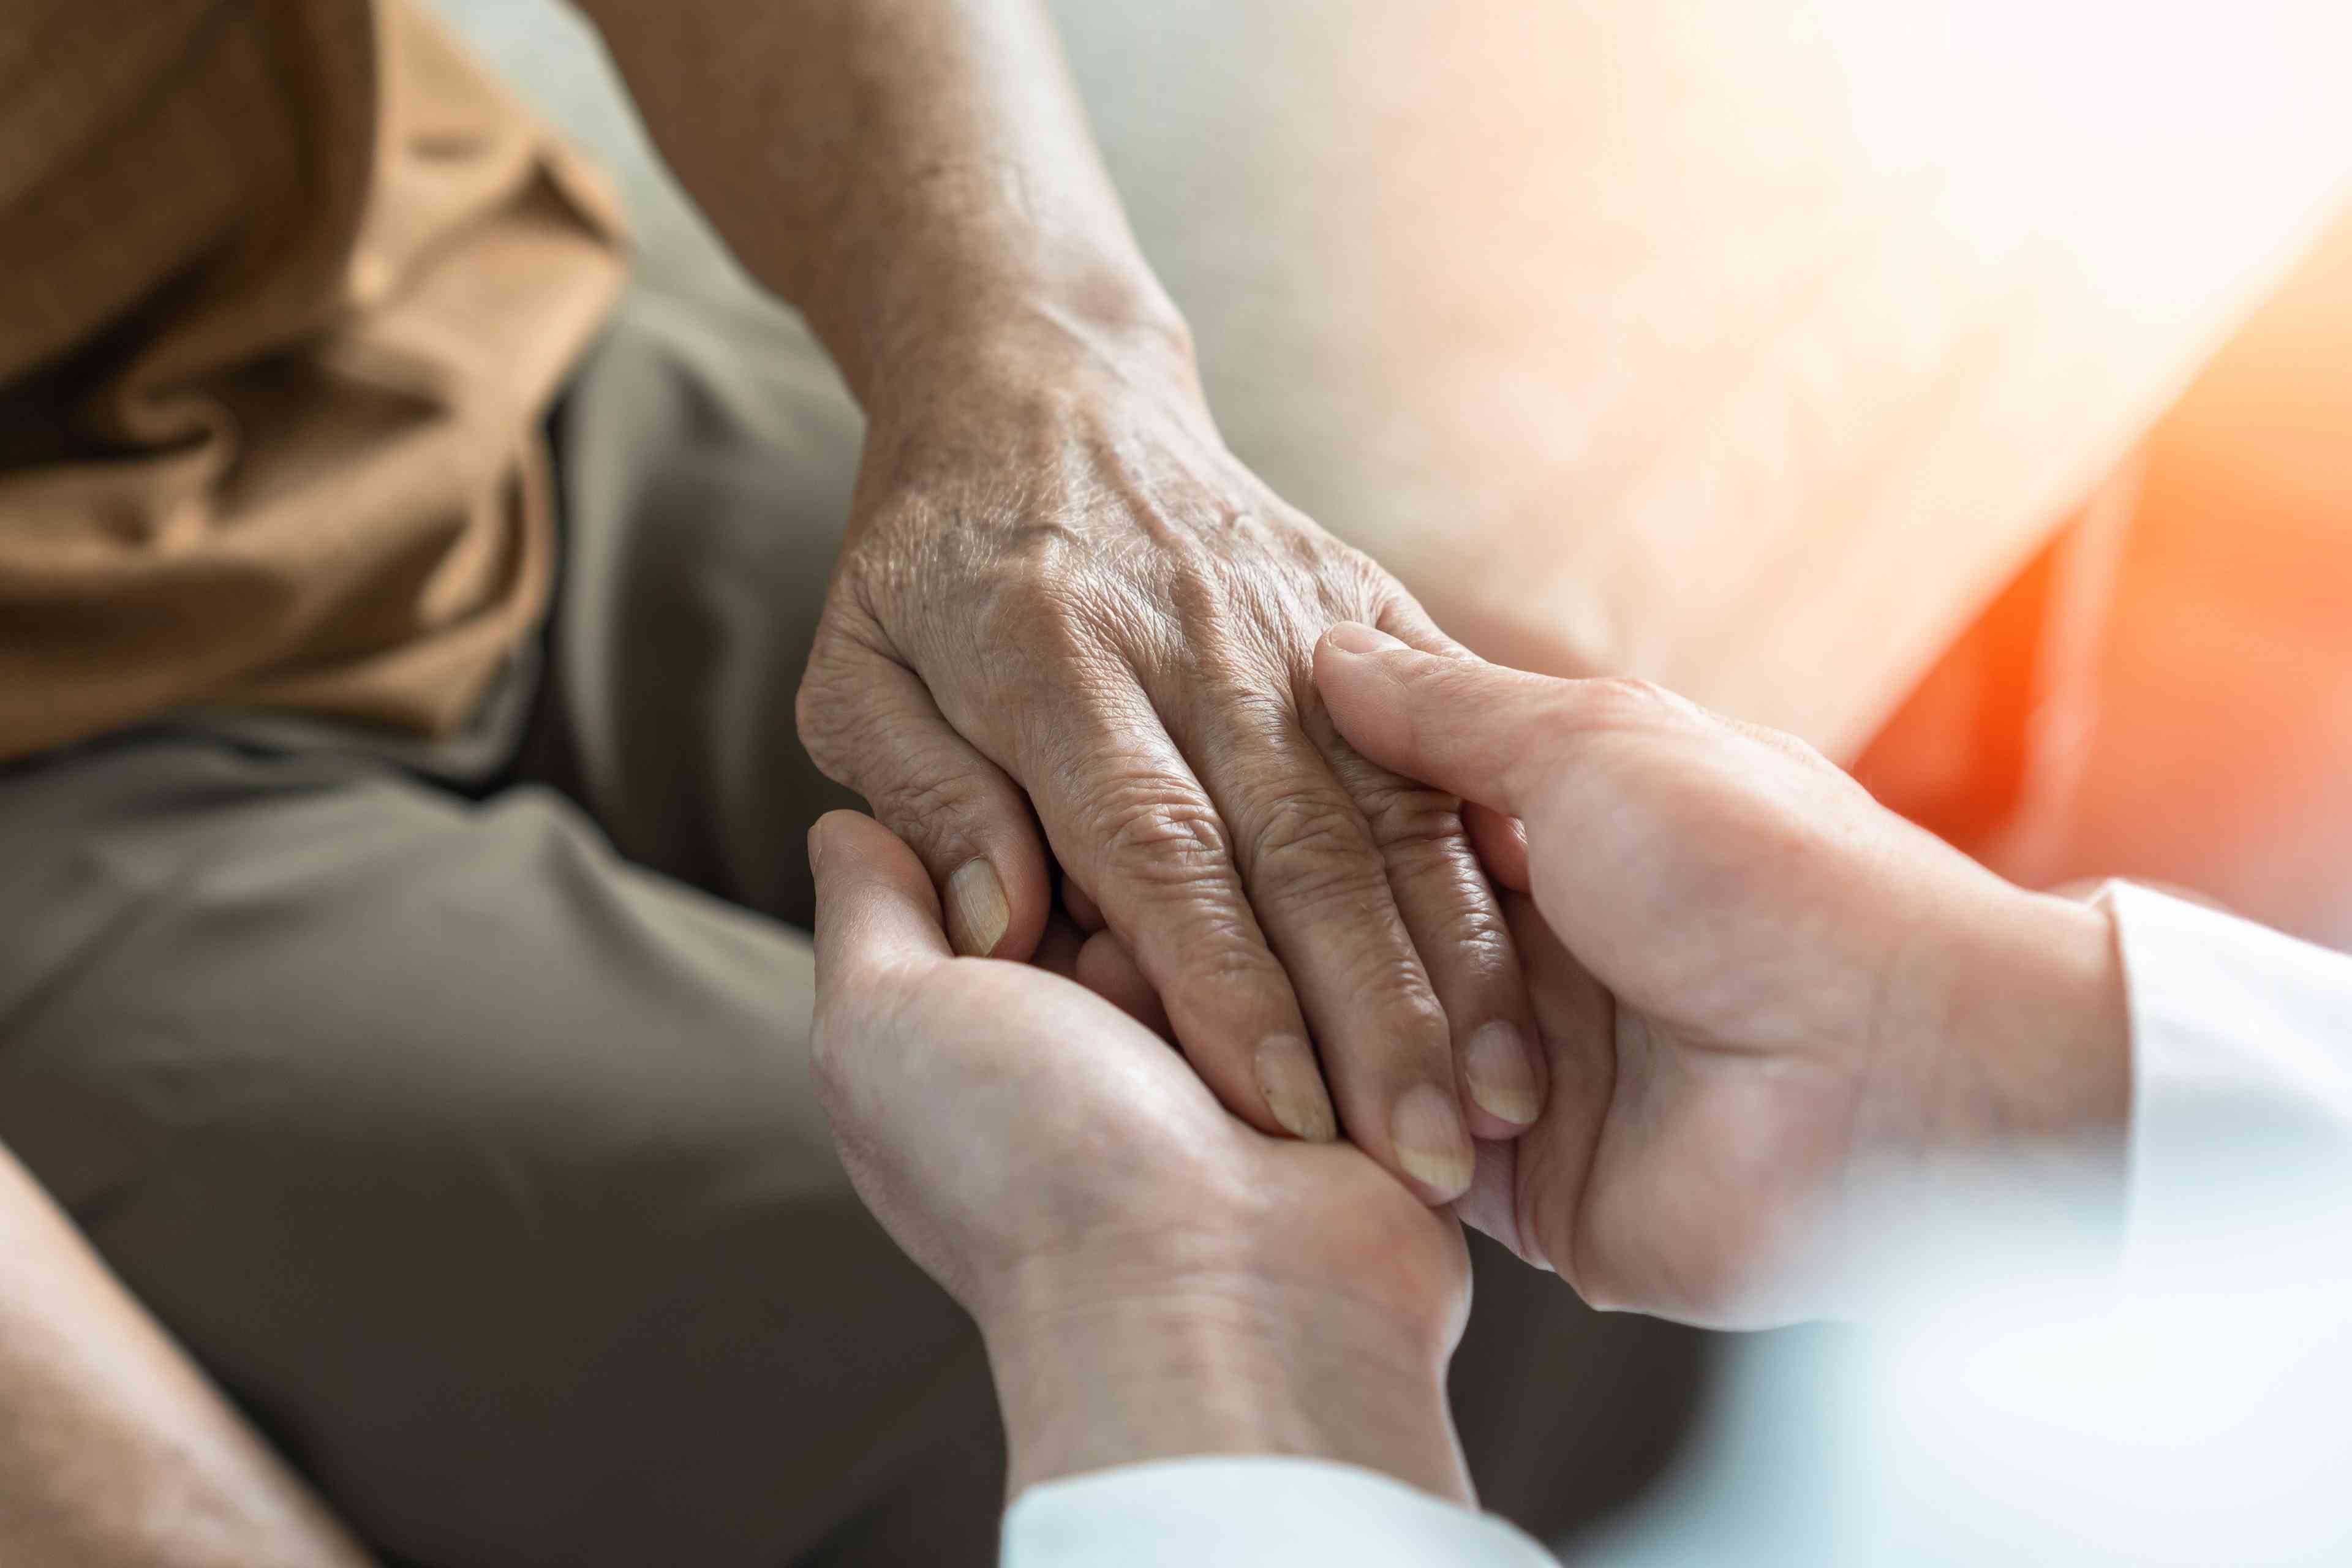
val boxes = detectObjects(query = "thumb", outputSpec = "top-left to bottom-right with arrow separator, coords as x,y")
809,810 -> 956,1008
798,646 -> 1052,960
1313,623 -> 1578,819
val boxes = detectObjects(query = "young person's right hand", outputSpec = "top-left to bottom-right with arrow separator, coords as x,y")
1315,624 -> 2132,1326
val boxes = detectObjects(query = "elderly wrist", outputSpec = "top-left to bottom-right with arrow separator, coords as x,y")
854,269 -> 1199,429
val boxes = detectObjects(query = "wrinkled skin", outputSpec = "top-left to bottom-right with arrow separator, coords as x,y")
1313,625 -> 2130,1327
799,322 -> 1545,1201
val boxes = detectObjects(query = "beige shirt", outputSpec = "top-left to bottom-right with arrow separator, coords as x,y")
0,0 -> 625,760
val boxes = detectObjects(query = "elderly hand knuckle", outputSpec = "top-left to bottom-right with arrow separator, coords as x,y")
796,654 -> 873,772
1453,913 -> 1518,977
1387,838 -> 1471,894
1092,787 -> 1232,889
1246,793 -> 1381,902
1185,930 -> 1288,990
1338,960 -> 1452,1046
1401,895 -> 1517,989
993,559 -> 1074,621
878,771 -> 992,840
1355,775 -> 1463,848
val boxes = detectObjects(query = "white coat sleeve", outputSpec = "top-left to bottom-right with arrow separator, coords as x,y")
1001,1455 -> 1558,1567
2102,881 -> 2352,1281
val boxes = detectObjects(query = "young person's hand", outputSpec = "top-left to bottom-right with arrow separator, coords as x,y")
807,810 -> 1475,1498
1315,625 -> 2132,1327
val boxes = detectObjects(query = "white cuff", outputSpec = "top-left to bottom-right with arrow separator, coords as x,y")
2103,881 -> 2352,1288
1002,1456 -> 1558,1567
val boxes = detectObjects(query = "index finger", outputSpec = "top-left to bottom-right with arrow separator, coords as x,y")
1015,684 -> 1341,1150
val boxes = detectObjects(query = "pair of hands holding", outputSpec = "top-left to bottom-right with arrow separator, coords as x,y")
796,319 -> 1542,1202
599,0 -> 2125,1494
809,620 -> 2130,1498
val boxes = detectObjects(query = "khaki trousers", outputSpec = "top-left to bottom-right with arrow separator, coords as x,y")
0,281 -> 1009,1564
0,280 -> 1703,1564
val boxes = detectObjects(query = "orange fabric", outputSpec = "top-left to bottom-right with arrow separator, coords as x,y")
0,0 -> 625,758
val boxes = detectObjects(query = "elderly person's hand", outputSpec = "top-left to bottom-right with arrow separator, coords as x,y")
805,808 -> 1473,1499
1314,624 -> 2132,1327
585,0 -> 1539,1202
797,320 -> 1541,1201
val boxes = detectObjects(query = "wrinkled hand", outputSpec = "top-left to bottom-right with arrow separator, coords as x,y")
1315,625 -> 2130,1327
797,323 -> 1542,1200
806,810 -> 1472,1497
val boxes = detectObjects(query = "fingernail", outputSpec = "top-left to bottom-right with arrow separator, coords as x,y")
1391,1083 -> 1474,1199
1464,1021 -> 1542,1127
944,860 -> 1010,956
1324,621 -> 1401,655
1256,1036 -> 1338,1143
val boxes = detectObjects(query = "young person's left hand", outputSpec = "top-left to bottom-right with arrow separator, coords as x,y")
807,810 -> 1476,1501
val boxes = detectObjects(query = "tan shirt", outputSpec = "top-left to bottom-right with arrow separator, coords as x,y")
0,0 -> 625,760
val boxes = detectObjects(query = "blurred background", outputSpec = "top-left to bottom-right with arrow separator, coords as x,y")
437,0 -> 2352,1547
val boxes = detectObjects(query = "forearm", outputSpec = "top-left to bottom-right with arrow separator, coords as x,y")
0,1147 -> 374,1568
575,0 -> 1189,415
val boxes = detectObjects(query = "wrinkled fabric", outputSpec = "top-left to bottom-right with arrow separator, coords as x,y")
0,0 -> 625,758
